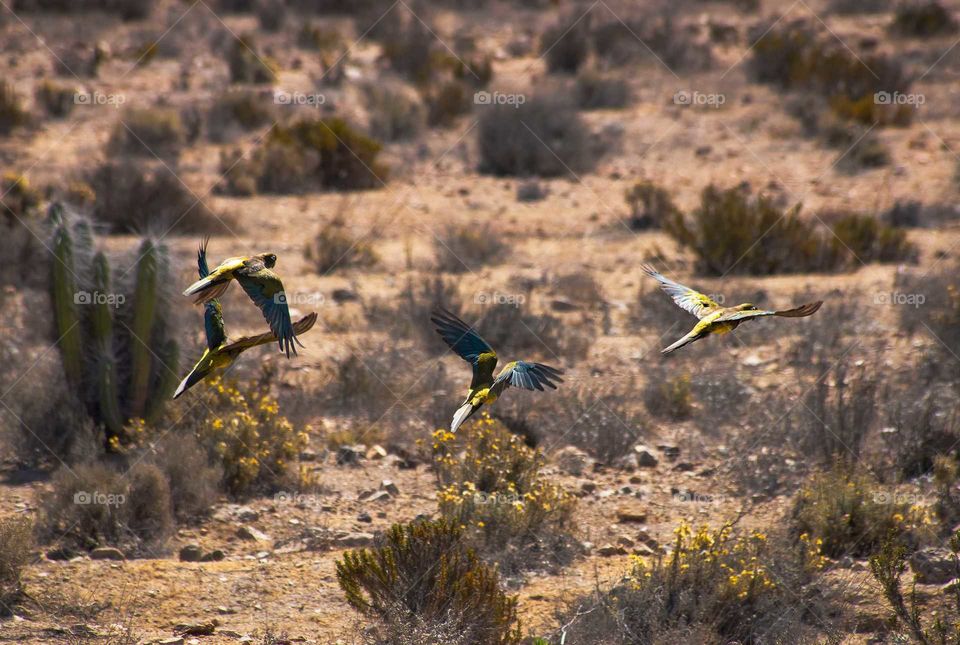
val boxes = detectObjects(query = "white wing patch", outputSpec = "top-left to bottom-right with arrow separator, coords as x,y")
642,265 -> 722,319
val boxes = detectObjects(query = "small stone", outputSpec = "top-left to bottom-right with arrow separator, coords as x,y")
616,508 -> 648,523
357,511 -> 372,523
580,480 -> 597,494
657,445 -> 680,460
90,547 -> 125,561
201,549 -> 225,562
554,446 -> 593,476
336,445 -> 365,465
236,526 -> 271,543
366,445 -> 388,460
178,545 -> 204,562
299,449 -> 319,462
235,506 -> 259,522
550,298 -> 580,312
331,288 -> 359,303
335,532 -> 374,547
633,446 -> 659,468
367,491 -> 392,503
910,547 -> 957,584
617,536 -> 635,548
597,544 -> 627,557
380,480 -> 399,495
673,462 -> 696,472
157,639 -> 185,645
633,544 -> 656,556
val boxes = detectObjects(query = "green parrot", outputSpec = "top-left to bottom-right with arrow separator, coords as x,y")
174,240 -> 318,399
431,308 -> 564,433
642,265 -> 823,354
182,247 -> 302,357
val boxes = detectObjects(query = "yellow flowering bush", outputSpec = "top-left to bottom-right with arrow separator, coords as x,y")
792,467 -> 933,558
431,413 -> 577,572
195,377 -> 308,495
560,520 -> 830,643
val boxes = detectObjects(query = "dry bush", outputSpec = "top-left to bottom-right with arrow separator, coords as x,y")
477,93 -> 595,177
643,369 -> 693,420
35,79 -> 76,118
0,517 -> 31,614
895,263 -> 960,375
227,34 -> 277,84
298,23 -> 343,51
549,270 -> 604,307
434,224 -> 507,273
791,466 -> 932,559
336,519 -> 521,645
0,81 -> 29,135
835,128 -> 892,172
206,89 -> 275,142
591,13 -> 713,71
305,217 -> 378,274
424,79 -> 472,127
574,69 -> 631,110
364,275 -> 463,349
541,12 -> 591,73
881,375 -> 960,480
12,0 -> 152,19
471,302 -> 594,363
219,117 -> 386,194
623,180 -> 681,230
690,370 -> 750,433
40,461 -> 174,555
433,414 -> 578,575
90,160 -> 229,234
748,19 -> 912,126
829,0 -> 890,12
149,433 -> 221,521
823,211 -> 917,263
363,80 -> 425,141
890,1 -> 958,37
108,107 -> 187,160
559,521 -> 831,644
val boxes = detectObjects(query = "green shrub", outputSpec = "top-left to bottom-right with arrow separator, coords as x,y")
0,517 -> 32,613
336,519 -> 521,645
0,81 -> 29,135
477,93 -> 594,177
35,79 -> 76,118
559,520 -> 829,644
434,223 -> 507,273
791,467 -> 930,559
827,211 -> 917,263
305,217 -> 378,274
433,415 -> 578,574
0,172 -> 41,222
206,89 -> 275,142
227,34 -> 278,84
623,180 -> 680,230
643,371 -> 693,420
220,117 -> 387,194
40,461 -> 174,555
574,69 -> 631,109
890,1 -> 958,37
108,107 -> 186,159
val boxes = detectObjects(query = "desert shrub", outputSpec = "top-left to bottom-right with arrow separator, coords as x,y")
643,370 -> 693,420
0,172 -> 41,222
895,263 -> 960,359
591,13 -> 713,71
559,521 -> 829,644
40,461 -> 174,555
835,128 -> 892,171
184,377 -> 307,496
829,0 -> 890,12
472,302 -> 594,362
227,34 -> 277,83
220,117 -> 386,194
150,432 -> 221,520
365,275 -> 462,347
549,270 -> 604,307
434,224 -> 507,272
890,1 -> 958,37
541,13 -> 591,73
748,20 -> 912,126
305,217 -> 378,274
477,93 -> 594,177
425,79 -> 472,127
0,81 -> 29,135
623,180 -> 680,230
90,160 -> 227,234
108,107 -> 186,160
298,23 -> 343,51
433,414 -> 578,575
35,79 -> 76,118
336,519 -> 521,645
882,380 -> 960,480
791,467 -> 931,559
825,211 -> 917,263
377,10 -> 438,84
574,69 -> 631,109
206,89 -> 275,142
0,517 -> 31,613
363,80 -> 425,141
254,0 -> 286,30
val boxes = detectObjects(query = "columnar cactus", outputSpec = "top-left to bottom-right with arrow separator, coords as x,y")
48,204 -> 179,447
